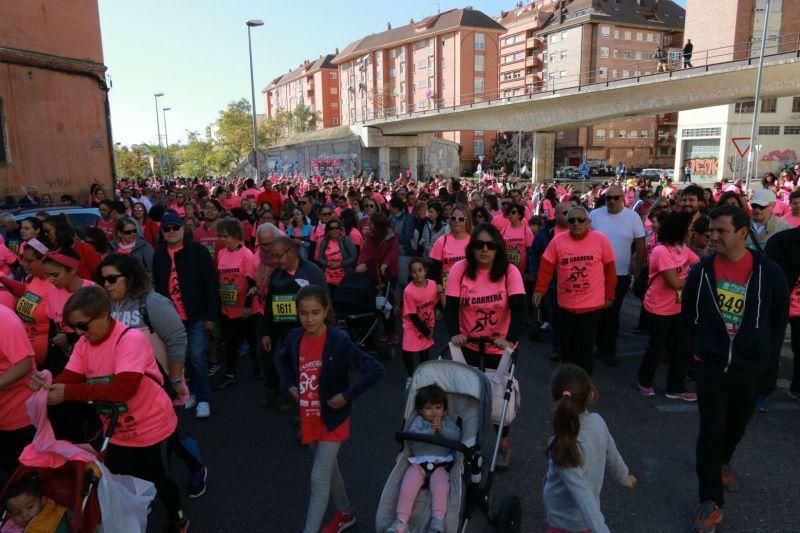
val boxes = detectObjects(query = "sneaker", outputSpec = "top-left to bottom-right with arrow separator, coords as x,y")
755,395 -> 768,412
496,444 -> 511,471
207,363 -> 221,377
184,395 -> 197,410
321,510 -> 356,533
721,464 -> 739,492
787,389 -> 800,402
691,501 -> 723,533
638,383 -> 656,397
429,517 -> 444,533
665,391 -> 697,402
172,510 -> 190,533
195,402 -> 210,419
214,374 -> 236,390
384,519 -> 408,533
187,466 -> 207,499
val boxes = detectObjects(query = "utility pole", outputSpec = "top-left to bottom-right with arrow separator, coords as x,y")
745,0 -> 771,191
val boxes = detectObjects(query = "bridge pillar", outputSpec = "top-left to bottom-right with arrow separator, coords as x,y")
531,132 -> 555,184
378,147 -> 391,181
407,147 -> 418,180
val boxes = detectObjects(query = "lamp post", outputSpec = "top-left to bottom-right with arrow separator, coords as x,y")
246,19 -> 264,178
162,107 -> 172,177
745,0 -> 771,191
153,92 -> 164,178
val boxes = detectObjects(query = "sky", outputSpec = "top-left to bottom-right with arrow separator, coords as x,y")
99,0 -> 687,147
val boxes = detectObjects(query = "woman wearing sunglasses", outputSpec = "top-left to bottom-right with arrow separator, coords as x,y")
29,286 -> 190,531
317,217 -> 357,297
445,223 -> 526,469
110,217 -> 154,274
428,205 -> 472,307
533,206 -> 617,376
357,199 -> 382,239
131,202 -> 160,248
287,208 -> 313,260
500,203 -> 534,273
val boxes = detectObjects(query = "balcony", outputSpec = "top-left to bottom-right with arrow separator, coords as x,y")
525,73 -> 541,85
661,112 -> 678,125
526,37 -> 542,50
525,56 -> 541,68
306,88 -> 314,97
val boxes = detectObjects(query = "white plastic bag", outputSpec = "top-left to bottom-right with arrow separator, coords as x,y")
96,462 -> 156,533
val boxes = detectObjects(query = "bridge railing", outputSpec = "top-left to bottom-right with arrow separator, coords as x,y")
351,31 -> 800,124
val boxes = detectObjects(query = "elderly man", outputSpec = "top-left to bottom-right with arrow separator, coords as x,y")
0,213 -> 22,256
746,188 -> 791,252
590,185 -> 646,366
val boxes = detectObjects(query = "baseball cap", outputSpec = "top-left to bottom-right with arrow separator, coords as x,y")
161,212 -> 183,228
751,188 -> 777,207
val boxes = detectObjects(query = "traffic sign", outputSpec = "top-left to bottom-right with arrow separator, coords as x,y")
579,162 -> 590,176
731,137 -> 751,158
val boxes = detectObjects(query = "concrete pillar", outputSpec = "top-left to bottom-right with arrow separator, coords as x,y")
378,147 -> 390,181
407,147 -> 418,180
531,132 -> 555,184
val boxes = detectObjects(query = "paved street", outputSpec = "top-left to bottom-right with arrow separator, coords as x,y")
162,295 -> 800,532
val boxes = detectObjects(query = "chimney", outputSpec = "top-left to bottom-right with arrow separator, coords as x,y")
335,47 -> 339,54
386,22 -> 392,31
410,18 -> 414,24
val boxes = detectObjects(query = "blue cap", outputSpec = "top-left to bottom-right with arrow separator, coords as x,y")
161,211 -> 183,228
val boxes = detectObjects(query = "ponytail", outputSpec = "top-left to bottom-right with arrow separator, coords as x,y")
546,363 -> 595,468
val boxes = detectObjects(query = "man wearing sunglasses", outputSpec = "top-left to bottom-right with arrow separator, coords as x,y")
745,189 -> 791,253
589,185 -> 646,367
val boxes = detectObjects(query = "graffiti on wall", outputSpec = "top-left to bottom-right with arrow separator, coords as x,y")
311,154 -> 359,177
684,158 -> 718,176
761,149 -> 798,163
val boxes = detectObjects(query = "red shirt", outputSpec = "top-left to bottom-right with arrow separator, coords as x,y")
256,189 -> 283,214
714,252 -> 753,338
167,246 -> 188,321
94,218 -> 117,242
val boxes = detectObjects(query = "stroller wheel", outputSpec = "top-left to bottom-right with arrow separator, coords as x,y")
495,495 -> 521,533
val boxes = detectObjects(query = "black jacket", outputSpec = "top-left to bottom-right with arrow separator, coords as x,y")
764,226 -> 800,290
152,240 -> 219,322
682,249 -> 788,373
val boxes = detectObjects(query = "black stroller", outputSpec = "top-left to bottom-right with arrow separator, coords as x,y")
332,272 -> 395,358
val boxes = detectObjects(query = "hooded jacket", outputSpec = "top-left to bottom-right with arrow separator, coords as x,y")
681,249 -> 788,373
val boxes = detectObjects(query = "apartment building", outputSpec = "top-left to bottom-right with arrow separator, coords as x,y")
675,0 -> 800,181
497,1 -> 557,98
262,53 -> 341,130
334,8 -> 506,171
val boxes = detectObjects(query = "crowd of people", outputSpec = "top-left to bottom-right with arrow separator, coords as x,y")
0,165 -> 798,532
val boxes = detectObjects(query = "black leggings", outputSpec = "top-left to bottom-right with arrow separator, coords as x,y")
105,439 -> 184,523
220,314 -> 258,377
0,426 -> 35,482
401,348 -> 430,376
168,408 -> 203,473
462,346 -> 510,438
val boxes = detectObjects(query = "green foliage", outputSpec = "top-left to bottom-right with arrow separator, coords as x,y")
173,131 -> 214,178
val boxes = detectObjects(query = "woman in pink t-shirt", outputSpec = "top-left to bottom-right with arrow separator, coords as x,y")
317,218 -> 357,294
401,259 -> 438,379
214,218 -> 259,389
429,205 -> 472,307
445,223 -> 526,468
783,189 -> 800,228
500,204 -> 534,273
638,212 -> 699,401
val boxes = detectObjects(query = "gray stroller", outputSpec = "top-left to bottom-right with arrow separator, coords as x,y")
375,359 -> 522,532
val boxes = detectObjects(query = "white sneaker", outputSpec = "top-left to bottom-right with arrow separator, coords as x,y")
184,395 -> 197,410
196,402 -> 211,419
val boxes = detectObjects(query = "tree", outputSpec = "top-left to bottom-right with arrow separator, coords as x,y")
493,132 -> 533,173
174,130 -> 214,178
288,104 -> 320,134
214,98 -> 262,172
259,114 -> 288,146
114,145 -> 151,179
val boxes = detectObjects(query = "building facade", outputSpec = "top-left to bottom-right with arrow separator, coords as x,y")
675,0 -> 800,182
334,8 -> 506,173
262,54 -> 341,130
0,0 -> 113,200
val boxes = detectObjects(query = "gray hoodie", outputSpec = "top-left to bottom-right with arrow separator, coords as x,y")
408,414 -> 461,459
542,411 -> 630,533
110,291 -> 187,365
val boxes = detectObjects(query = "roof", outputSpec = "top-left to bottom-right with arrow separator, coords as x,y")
538,0 -> 685,34
263,53 -> 338,93
496,1 -> 557,27
334,8 -> 506,64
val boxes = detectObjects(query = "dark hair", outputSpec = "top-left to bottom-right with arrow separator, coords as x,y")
414,384 -> 448,412
546,363 -> 595,468
21,217 -> 43,234
691,216 -> 710,234
657,211 -> 692,245
115,216 -> 138,234
427,202 -> 445,232
83,227 -> 109,255
369,212 -> 390,244
204,199 -> 224,213
709,204 -> 750,231
465,223 -> 509,282
682,184 -> 705,202
2,475 -> 43,507
717,191 -> 745,210
42,245 -> 81,271
148,204 -> 166,223
339,208 -> 358,237
63,285 -> 111,320
98,199 -> 113,209
100,253 -> 152,299
110,200 -> 126,215
296,284 -> 336,325
408,257 -> 426,275
389,197 -> 405,212
790,188 -> 800,202
217,217 -> 244,241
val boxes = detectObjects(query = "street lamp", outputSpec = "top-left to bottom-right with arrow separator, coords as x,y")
162,107 -> 172,177
153,92 -> 165,178
745,0 -> 771,191
246,19 -> 264,178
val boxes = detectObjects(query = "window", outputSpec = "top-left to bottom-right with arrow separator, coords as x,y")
596,129 -> 606,139
635,51 -> 643,60
785,126 -> 800,135
376,51 -> 383,61
560,51 -> 567,60
641,130 -> 648,138
474,76 -> 485,93
418,99 -> 426,110
475,55 -> 485,72
474,140 -> 485,155
400,82 -> 405,93
613,49 -> 619,58
418,39 -> 428,50
0,98 -> 6,165
611,68 -> 618,78
735,101 -> 755,113
793,97 -> 800,113
429,40 -> 435,54
329,72 -> 337,79
549,34 -> 557,44
759,125 -> 780,135
330,102 -> 338,109
475,130 -> 484,136
557,131 -> 565,140
598,67 -> 608,77
561,31 -> 568,40
647,33 -> 654,42
331,118 -> 339,125
391,87 -> 397,96
637,32 -> 644,41
400,63 -> 405,76
624,31 -> 632,40
428,57 -> 433,70
400,102 -> 406,113
389,68 -> 396,78
600,47 -> 609,58
560,70 -> 568,78
619,130 -> 626,138
330,87 -> 338,94
623,50 -> 632,59
629,130 -> 637,138
418,59 -> 427,70
390,49 -> 397,59
549,53 -> 557,62
655,34 -> 661,43
601,26 -> 611,38
761,98 -> 777,112
614,30 -> 620,39
475,33 -> 485,51
549,73 -> 557,81
609,129 -> 615,138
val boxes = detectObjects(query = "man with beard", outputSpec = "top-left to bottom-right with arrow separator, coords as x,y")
681,184 -> 705,224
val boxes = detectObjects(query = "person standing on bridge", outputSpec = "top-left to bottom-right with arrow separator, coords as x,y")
655,47 -> 668,73
683,39 -> 694,68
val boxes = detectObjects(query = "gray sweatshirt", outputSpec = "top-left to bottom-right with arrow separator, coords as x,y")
408,414 -> 461,459
110,291 -> 187,365
542,411 -> 630,533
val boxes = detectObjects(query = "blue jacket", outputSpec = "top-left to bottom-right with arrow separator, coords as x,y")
276,325 -> 384,431
682,250 -> 788,373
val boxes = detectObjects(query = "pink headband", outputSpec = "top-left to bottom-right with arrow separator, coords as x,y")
44,252 -> 81,270
27,238 -> 49,256
562,391 -> 572,398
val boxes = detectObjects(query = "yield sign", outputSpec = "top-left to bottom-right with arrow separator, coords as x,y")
731,137 -> 751,158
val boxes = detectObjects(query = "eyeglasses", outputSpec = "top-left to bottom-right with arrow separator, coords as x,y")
162,225 -> 181,233
751,204 -> 767,210
450,216 -> 466,222
568,217 -> 587,224
365,204 -> 376,209
606,195 -> 622,201
474,240 -> 498,251
320,212 -> 332,216
101,274 -> 124,285
67,317 -> 98,332
120,229 -> 137,235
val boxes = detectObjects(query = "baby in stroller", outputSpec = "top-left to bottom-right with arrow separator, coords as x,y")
386,385 -> 461,533
2,475 -> 69,533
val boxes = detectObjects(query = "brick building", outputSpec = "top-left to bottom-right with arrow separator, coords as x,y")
0,0 -> 113,201
334,8 -> 506,172
262,53 -> 341,130
496,0 -> 685,168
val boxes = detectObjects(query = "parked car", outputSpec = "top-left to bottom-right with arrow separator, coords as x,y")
556,166 -> 583,179
637,168 -> 671,180
11,205 -> 100,229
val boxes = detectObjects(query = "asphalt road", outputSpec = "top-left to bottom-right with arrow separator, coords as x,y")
155,294 -> 800,533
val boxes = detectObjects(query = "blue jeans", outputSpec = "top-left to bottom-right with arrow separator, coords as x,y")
184,320 -> 212,403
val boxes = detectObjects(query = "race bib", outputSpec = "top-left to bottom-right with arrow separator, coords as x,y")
717,280 -> 746,332
272,294 -> 298,323
16,291 -> 41,323
676,288 -> 683,304
219,283 -> 238,307
441,272 -> 449,290
507,247 -> 521,266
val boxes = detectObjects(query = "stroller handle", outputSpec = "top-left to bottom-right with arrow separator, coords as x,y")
395,431 -> 470,455
89,401 -> 121,451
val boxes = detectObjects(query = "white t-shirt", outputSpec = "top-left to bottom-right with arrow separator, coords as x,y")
589,206 -> 645,275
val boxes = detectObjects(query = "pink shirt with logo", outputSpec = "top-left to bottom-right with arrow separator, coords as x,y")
323,240 -> 346,286
0,306 -> 35,431
46,280 -> 96,332
429,233 -> 470,290
402,280 -> 438,352
783,213 -> 800,228
445,260 -> 525,355
501,223 -> 534,272
16,276 -> 55,366
217,245 -> 255,318
643,244 -> 699,316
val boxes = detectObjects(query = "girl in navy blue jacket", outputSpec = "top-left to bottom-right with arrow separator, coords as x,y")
276,284 -> 384,533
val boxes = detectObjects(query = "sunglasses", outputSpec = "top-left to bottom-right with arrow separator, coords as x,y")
751,204 -> 767,210
365,204 -> 376,209
67,317 -> 98,332
606,195 -> 622,201
101,274 -> 124,285
120,229 -> 137,235
568,217 -> 587,224
450,216 -> 466,222
320,212 -> 333,216
162,225 -> 182,233
474,240 -> 498,251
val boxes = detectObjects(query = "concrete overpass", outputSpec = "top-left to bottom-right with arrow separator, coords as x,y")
362,52 -> 800,181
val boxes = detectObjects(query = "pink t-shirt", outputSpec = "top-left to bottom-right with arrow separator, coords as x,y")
643,244 -> 699,316
45,280 -> 96,332
0,306 -> 35,431
310,223 -> 326,244
402,280 -> 438,352
167,246 -> 188,321
217,245 -> 255,318
348,228 -> 363,248
790,277 -> 800,317
542,230 -> 616,311
429,233 -> 470,290
0,243 -> 16,277
16,276 -> 55,366
65,321 -> 177,447
0,288 -> 16,310
773,200 -> 788,217
783,213 -> 800,228
323,240 -> 346,286
501,223 -> 534,271
193,224 -> 223,259
491,214 -> 510,231
445,260 -> 525,355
